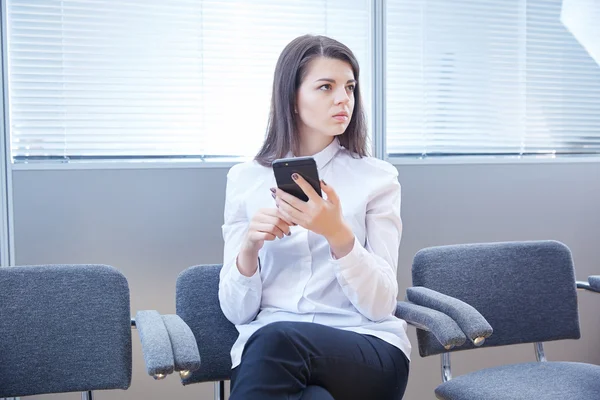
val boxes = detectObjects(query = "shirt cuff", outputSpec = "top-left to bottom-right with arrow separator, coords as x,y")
330,236 -> 367,281
228,257 -> 262,289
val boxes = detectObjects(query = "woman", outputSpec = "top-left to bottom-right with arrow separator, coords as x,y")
219,34 -> 410,400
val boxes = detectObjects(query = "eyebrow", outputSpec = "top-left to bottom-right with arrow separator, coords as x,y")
315,78 -> 357,84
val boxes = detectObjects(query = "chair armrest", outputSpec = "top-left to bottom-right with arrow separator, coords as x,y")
406,287 -> 493,346
590,276 -> 600,291
134,310 -> 175,379
578,276 -> 600,293
396,301 -> 466,350
161,314 -> 201,378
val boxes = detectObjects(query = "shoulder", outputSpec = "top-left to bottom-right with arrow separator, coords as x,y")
227,159 -> 271,182
224,160 -> 271,214
337,149 -> 398,179
335,151 -> 401,204
358,155 -> 398,178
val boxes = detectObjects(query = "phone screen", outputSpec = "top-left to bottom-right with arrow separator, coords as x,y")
272,157 -> 321,202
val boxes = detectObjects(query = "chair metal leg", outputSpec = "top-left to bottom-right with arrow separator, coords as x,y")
214,381 -> 225,400
441,353 -> 452,382
81,391 -> 93,400
534,342 -> 547,362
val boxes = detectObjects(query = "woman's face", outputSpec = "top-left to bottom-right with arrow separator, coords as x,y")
295,57 -> 356,140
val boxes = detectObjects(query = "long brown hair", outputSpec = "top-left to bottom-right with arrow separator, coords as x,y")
255,35 -> 368,167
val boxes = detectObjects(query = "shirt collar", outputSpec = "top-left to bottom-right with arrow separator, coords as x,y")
288,137 -> 342,171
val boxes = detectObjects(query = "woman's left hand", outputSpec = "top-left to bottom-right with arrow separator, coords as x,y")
273,174 -> 355,256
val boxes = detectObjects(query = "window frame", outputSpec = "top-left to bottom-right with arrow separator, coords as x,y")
2,0 -> 600,170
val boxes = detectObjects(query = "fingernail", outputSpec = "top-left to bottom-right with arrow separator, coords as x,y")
286,232 -> 291,236
321,179 -> 327,186
271,193 -> 276,199
292,173 -> 299,180
270,187 -> 276,193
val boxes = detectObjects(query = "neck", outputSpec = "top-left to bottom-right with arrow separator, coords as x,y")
297,133 -> 335,157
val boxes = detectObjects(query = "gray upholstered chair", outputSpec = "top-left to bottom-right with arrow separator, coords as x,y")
174,264 -> 492,399
408,240 -> 600,400
0,264 -> 199,399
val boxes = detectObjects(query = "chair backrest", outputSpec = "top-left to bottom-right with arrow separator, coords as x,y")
0,264 -> 132,397
176,264 -> 238,384
412,241 -> 580,357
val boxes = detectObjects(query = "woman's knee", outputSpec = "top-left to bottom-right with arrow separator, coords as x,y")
244,321 -> 302,354
250,320 -> 301,340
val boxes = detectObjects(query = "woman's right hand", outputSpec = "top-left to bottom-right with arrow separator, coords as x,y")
237,208 -> 293,276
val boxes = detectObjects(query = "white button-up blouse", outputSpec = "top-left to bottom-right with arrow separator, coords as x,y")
218,138 -> 411,368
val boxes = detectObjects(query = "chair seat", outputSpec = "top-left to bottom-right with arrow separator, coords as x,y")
435,361 -> 600,400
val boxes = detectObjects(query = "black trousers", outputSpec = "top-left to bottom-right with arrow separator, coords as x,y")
230,321 -> 410,400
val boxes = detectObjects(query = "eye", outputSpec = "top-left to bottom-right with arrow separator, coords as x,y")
318,84 -> 332,91
347,84 -> 356,92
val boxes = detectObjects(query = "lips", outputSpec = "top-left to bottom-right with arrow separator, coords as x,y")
333,111 -> 349,122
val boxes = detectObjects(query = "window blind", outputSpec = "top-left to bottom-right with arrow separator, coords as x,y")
386,0 -> 600,157
6,0 -> 371,161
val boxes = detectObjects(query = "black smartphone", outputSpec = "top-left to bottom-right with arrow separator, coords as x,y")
272,156 -> 322,202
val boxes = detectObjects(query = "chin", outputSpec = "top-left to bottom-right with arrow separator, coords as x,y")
321,131 -> 343,139
316,130 -> 341,138
313,124 -> 349,138
334,126 -> 350,136
328,125 -> 349,136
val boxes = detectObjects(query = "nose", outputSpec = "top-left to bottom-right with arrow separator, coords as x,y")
334,87 -> 351,105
